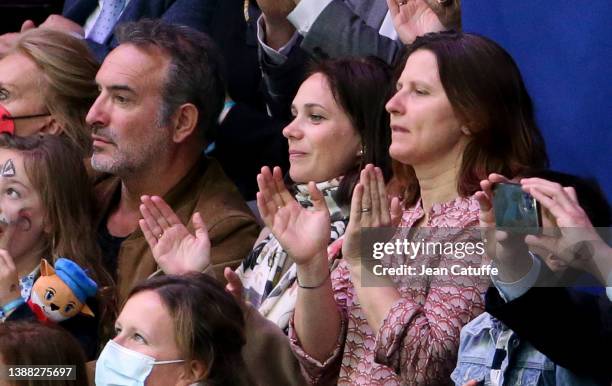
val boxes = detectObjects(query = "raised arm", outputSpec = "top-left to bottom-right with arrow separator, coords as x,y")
256,166 -> 342,362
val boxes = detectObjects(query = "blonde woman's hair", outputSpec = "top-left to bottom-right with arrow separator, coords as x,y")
11,28 -> 99,156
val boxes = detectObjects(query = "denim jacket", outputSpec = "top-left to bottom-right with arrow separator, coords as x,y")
451,312 -> 604,385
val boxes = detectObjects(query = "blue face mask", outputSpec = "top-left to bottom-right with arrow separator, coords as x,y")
95,340 -> 185,386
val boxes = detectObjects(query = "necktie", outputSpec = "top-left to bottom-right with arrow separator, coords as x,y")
88,0 -> 126,44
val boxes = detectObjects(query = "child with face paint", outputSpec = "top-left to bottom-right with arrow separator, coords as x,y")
0,134 -> 114,360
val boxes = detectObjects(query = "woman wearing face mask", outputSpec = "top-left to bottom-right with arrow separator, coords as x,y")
256,31 -> 549,385
96,272 -> 251,386
0,134 -> 113,359
0,28 -> 98,156
138,57 -> 393,331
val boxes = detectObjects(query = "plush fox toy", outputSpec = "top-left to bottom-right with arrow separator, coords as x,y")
27,258 -> 98,323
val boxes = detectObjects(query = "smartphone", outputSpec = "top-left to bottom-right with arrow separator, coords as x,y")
493,182 -> 541,235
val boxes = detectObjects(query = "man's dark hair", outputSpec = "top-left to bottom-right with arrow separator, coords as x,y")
116,19 -> 225,143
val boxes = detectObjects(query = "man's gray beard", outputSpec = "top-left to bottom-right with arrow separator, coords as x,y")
91,139 -> 169,177
91,118 -> 171,176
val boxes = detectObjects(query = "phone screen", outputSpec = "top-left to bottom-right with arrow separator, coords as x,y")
492,182 -> 541,235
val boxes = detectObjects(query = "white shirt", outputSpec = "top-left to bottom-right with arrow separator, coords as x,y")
494,252 -> 612,302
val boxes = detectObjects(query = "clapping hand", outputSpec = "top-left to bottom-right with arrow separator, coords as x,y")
342,164 -> 402,267
256,166 -> 330,268
387,0 -> 445,44
139,196 -> 211,275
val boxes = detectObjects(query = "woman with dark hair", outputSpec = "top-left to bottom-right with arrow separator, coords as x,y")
256,31 -> 549,385
0,321 -> 89,386
95,272 -> 251,386
138,56 -> 394,331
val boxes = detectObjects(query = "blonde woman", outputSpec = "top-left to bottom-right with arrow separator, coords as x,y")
0,28 -> 98,156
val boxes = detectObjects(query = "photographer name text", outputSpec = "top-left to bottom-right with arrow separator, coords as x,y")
372,264 -> 497,277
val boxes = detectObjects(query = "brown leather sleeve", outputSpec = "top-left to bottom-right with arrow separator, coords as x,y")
208,214 -> 260,282
242,304 -> 308,386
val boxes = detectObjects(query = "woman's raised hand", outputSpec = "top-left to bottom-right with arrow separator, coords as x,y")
342,164 -> 402,264
139,196 -> 211,275
256,166 -> 330,266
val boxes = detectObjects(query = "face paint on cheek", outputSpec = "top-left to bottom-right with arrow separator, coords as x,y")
0,212 -> 12,227
16,209 -> 32,232
0,208 -> 31,231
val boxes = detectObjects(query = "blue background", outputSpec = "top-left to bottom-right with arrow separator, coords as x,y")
463,1 -> 611,201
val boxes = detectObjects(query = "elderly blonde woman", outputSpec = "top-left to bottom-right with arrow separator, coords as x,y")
0,28 -> 98,156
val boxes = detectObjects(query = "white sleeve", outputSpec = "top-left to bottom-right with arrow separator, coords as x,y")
287,0 -> 335,36
492,252 -> 542,302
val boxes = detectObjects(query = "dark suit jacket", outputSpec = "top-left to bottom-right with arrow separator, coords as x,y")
485,267 -> 612,382
207,0 -> 264,111
62,0 -> 217,61
210,102 -> 288,201
301,0 -> 403,64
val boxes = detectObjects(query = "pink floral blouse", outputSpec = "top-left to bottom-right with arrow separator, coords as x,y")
288,196 -> 490,385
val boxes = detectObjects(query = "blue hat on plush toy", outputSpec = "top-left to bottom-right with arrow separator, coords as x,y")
54,258 -> 98,303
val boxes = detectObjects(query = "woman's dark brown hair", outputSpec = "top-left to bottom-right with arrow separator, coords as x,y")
0,321 -> 89,386
128,273 -> 251,386
392,31 -> 549,206
305,56 -> 393,205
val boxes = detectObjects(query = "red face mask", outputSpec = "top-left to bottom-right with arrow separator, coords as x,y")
0,104 -> 51,135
